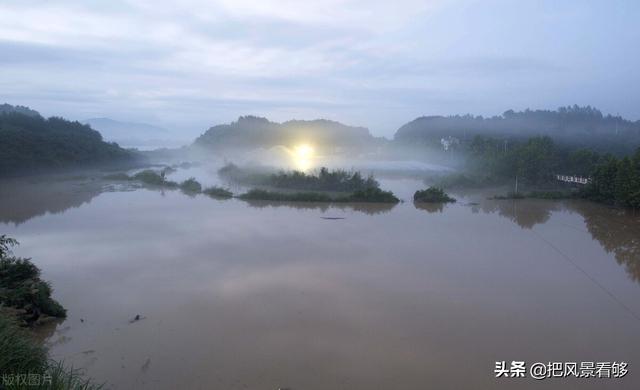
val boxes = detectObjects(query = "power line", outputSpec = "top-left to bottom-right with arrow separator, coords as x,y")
532,229 -> 640,322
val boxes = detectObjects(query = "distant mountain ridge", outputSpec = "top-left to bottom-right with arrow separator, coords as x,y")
194,115 -> 380,153
394,105 -> 640,153
83,117 -> 180,149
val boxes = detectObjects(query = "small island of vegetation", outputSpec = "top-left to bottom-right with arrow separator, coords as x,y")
414,187 -> 456,203
104,169 -> 234,199
225,165 -> 400,203
219,164 -> 379,192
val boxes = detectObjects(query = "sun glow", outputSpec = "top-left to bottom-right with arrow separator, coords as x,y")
295,144 -> 313,159
293,144 -> 314,171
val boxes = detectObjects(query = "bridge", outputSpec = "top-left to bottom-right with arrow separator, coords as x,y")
555,174 -> 590,185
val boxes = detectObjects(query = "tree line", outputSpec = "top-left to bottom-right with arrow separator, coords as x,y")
0,109 -> 135,176
465,134 -> 640,207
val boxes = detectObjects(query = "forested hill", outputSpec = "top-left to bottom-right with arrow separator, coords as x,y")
194,116 -> 380,153
394,106 -> 640,154
0,104 -> 136,176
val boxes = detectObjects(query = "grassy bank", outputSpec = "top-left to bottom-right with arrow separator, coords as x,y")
0,236 -> 66,326
0,314 -> 102,390
0,236 -> 100,389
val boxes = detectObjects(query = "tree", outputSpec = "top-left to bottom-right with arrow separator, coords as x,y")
614,158 -> 634,205
513,136 -> 558,184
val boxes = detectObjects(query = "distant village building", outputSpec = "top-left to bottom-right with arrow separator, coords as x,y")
555,174 -> 590,185
440,136 -> 460,151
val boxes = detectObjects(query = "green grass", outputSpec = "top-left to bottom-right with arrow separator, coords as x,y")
202,186 -> 233,198
0,313 -> 47,376
413,187 -> 456,203
0,235 -> 101,389
0,314 -> 103,390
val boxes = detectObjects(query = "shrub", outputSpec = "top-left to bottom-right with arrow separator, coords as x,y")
238,189 -> 333,202
179,178 -> 202,193
342,187 -> 399,203
218,164 -> 380,192
269,167 -> 379,192
203,186 -> 233,198
413,187 -> 456,203
132,170 -> 165,185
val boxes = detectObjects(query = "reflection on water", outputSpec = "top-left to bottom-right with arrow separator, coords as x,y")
1,176 -> 640,389
466,197 -> 640,285
243,199 -> 396,215
567,201 -> 640,283
0,176 -> 103,225
413,201 -> 445,213
470,198 -> 559,229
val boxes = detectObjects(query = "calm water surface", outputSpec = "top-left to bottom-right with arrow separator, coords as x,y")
1,172 -> 639,389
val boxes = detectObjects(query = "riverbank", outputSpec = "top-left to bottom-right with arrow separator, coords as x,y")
0,236 -> 99,389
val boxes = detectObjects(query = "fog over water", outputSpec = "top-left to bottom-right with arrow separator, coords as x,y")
1,168 -> 639,389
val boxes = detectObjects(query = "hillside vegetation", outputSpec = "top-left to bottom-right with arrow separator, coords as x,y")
0,104 -> 135,176
395,105 -> 640,154
194,115 -> 381,153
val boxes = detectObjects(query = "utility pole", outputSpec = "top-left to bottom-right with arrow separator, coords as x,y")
514,175 -> 519,194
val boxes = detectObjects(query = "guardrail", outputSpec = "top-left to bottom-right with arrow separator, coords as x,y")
555,174 -> 591,185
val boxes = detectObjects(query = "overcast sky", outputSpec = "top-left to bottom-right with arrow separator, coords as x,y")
1,0 -> 638,137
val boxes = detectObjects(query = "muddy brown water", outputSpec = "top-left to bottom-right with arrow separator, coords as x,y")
1,173 -> 639,389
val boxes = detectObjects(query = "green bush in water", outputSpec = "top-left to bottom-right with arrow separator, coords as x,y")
413,187 -> 456,203
342,187 -> 400,203
180,178 -> 202,193
269,167 -> 380,192
218,163 -> 380,192
203,186 -> 233,198
238,189 -> 333,202
132,170 -> 165,185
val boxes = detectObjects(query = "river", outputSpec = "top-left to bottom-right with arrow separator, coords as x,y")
1,167 -> 639,389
